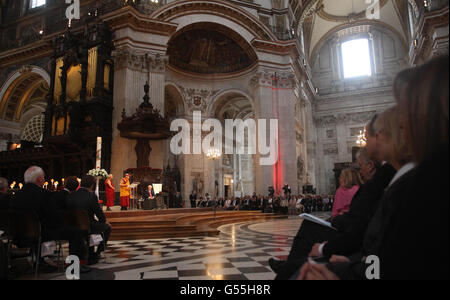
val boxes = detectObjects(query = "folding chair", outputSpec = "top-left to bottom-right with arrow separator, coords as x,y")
13,211 -> 42,279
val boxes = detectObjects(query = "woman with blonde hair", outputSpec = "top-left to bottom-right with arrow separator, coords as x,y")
331,168 -> 362,218
373,105 -> 412,169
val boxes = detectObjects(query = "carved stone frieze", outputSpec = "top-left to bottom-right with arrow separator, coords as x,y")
314,110 -> 378,128
113,47 -> 168,72
250,70 -> 298,89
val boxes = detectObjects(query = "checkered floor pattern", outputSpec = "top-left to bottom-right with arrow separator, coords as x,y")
37,213 -> 331,280
96,221 -> 296,280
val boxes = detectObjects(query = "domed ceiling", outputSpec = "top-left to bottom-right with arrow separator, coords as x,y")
167,23 -> 257,75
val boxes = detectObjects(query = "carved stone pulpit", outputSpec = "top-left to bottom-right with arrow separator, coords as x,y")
117,82 -> 172,168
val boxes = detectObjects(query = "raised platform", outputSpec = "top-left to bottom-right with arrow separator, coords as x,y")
105,208 -> 289,241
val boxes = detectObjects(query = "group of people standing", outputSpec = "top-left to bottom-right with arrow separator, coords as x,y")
104,173 -> 132,211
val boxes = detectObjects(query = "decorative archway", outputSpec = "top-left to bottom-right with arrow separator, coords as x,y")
152,0 -> 277,42
208,89 -> 255,118
165,83 -> 186,119
0,66 -> 50,122
166,22 -> 258,75
209,90 -> 256,197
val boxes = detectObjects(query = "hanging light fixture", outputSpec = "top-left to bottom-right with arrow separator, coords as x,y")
206,148 -> 222,160
356,128 -> 367,147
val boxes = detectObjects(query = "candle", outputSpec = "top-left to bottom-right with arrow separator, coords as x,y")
54,181 -> 59,190
19,183 -> 23,189
96,137 -> 102,169
44,182 -> 49,189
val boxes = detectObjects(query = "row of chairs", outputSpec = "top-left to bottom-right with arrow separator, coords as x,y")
0,210 -> 96,279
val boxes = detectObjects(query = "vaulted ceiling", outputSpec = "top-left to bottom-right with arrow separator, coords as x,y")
299,0 -> 414,57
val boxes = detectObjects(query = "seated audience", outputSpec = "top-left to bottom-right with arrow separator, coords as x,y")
12,167 -> 89,273
271,122 -> 396,279
297,56 -> 448,280
66,175 -> 112,265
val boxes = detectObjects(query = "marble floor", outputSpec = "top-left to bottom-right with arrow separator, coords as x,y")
22,213 -> 331,280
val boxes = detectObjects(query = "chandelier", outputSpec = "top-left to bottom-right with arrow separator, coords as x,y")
206,148 -> 222,160
356,128 -> 367,147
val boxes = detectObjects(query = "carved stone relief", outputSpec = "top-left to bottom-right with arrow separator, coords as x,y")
177,85 -> 220,113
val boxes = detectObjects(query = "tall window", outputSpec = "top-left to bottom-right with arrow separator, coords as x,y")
341,38 -> 372,79
408,3 -> 416,39
30,0 -> 46,9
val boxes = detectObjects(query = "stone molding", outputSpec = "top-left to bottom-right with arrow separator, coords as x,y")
250,70 -> 298,89
113,47 -> 168,72
314,110 -> 378,128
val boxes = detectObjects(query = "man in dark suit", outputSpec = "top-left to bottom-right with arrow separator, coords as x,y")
45,176 -> 79,228
0,177 -> 10,210
66,175 -> 112,265
143,185 -> 156,210
12,167 -> 89,273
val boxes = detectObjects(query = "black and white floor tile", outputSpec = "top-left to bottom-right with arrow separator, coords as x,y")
39,213 -> 331,280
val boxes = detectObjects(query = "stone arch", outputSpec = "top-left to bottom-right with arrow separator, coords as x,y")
208,89 -> 255,118
0,66 -> 50,122
164,82 -> 186,119
152,0 -> 277,42
310,21 -> 408,62
166,22 -> 258,75
208,89 -> 256,197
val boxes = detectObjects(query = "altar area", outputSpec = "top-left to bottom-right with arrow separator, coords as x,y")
103,208 -> 288,241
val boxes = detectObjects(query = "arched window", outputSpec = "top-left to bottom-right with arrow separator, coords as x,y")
21,114 -> 45,143
341,38 -> 373,79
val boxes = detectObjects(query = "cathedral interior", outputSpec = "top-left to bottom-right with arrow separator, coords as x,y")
0,0 -> 448,203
